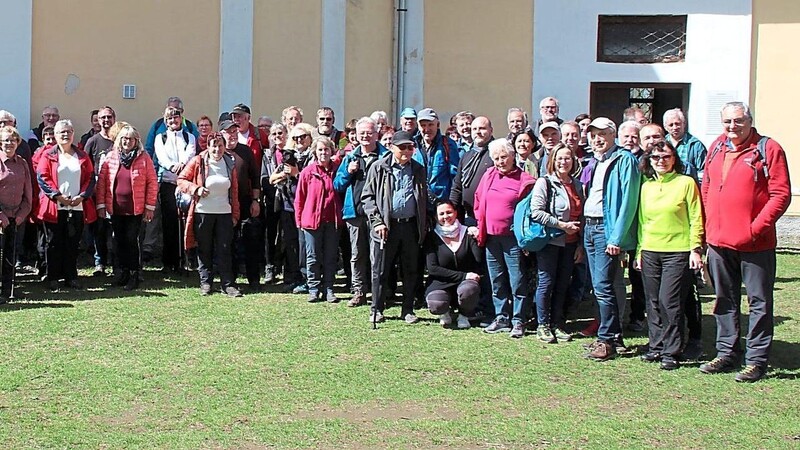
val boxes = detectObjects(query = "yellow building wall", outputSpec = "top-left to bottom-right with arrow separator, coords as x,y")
752,0 -> 800,215
343,0 -> 394,123
31,0 -> 220,136
423,0 -> 533,129
252,0 -> 322,123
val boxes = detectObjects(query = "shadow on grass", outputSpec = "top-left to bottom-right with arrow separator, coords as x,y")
0,302 -> 74,312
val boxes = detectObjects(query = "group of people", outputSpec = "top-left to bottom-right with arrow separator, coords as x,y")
0,95 -> 791,383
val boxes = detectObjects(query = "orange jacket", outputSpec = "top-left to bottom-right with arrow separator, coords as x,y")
95,149 -> 158,216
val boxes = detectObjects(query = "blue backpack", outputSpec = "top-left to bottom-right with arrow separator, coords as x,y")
513,178 -> 565,252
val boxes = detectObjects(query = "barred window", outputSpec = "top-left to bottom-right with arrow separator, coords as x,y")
597,15 -> 687,63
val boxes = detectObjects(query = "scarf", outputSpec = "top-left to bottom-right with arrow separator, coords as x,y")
119,148 -> 138,169
434,220 -> 463,240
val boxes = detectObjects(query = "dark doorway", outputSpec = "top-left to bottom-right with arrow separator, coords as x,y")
590,82 -> 690,126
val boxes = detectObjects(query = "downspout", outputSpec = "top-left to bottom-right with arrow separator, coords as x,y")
393,0 -> 407,124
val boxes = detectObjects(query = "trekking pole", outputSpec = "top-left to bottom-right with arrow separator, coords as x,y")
372,237 -> 385,330
0,226 -> 4,299
9,223 -> 16,300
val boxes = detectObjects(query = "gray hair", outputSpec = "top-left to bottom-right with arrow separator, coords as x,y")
54,119 -> 74,133
356,116 -> 377,130
538,96 -> 559,108
488,138 -> 515,158
618,120 -> 642,136
42,105 -> 60,114
663,108 -> 685,123
269,123 -> 287,134
166,96 -> 184,110
0,110 -> 16,123
369,110 -> 388,123
507,107 -> 528,123
560,121 -> 580,133
258,115 -> 273,123
721,101 -> 753,121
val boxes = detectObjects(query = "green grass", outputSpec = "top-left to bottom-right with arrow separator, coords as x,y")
1,252 -> 800,449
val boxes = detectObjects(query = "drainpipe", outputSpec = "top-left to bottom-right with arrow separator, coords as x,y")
393,0 -> 407,124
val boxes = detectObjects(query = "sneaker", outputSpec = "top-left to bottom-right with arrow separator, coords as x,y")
200,283 -> 212,296
510,323 -> 525,339
578,319 -> 599,337
699,356 -> 739,374
681,338 -> 705,361
641,352 -> 661,363
307,291 -> 322,303
483,318 -> 511,334
735,365 -> 766,383
123,273 -> 139,291
347,292 -> 367,307
627,319 -> 646,332
439,312 -> 453,327
404,313 -> 420,324
292,283 -> 309,294
456,314 -> 471,330
369,310 -> 385,323
263,268 -> 275,284
93,265 -> 105,277
584,340 -> 617,361
325,291 -> 339,303
553,327 -> 573,342
660,357 -> 679,371
49,280 -> 60,292
536,325 -> 556,343
223,286 -> 243,298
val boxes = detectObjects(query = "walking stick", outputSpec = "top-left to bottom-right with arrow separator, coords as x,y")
372,237 -> 385,330
0,226 -> 5,299
8,223 -> 16,300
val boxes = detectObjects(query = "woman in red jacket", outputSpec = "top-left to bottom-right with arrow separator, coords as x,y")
36,119 -> 97,291
95,125 -> 158,290
294,136 -> 343,303
177,132 -> 241,297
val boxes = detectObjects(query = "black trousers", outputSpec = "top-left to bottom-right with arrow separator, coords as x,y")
707,245 -> 776,367
683,268 -> 703,340
279,211 -> 302,285
44,210 -> 84,282
1,223 -> 17,297
111,215 -> 142,272
641,250 -> 689,359
194,213 -> 235,288
233,212 -> 264,285
370,219 -> 419,316
627,250 -> 646,322
159,182 -> 181,268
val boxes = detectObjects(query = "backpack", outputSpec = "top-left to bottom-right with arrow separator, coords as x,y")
513,177 -> 565,252
708,136 -> 770,181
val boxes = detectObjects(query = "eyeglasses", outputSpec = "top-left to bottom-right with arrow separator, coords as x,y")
98,115 -> 114,120
198,123 -> 212,128
395,143 -> 415,151
57,130 -> 74,135
540,106 -> 557,110
0,139 -> 16,145
270,131 -> 284,136
318,117 -> 333,122
722,118 -> 749,126
43,113 -> 59,118
292,134 -> 309,142
258,124 -> 272,129
649,154 -> 673,162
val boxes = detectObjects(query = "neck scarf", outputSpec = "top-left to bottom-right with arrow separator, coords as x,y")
119,148 -> 138,168
434,220 -> 463,239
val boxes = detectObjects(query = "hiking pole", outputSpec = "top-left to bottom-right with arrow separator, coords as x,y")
8,223 -> 16,300
372,236 -> 385,330
0,226 -> 4,300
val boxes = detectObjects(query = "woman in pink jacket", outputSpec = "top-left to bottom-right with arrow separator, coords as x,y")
95,125 -> 158,290
294,136 -> 343,303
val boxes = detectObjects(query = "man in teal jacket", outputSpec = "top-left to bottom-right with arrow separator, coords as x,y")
412,108 -> 461,211
581,117 -> 641,361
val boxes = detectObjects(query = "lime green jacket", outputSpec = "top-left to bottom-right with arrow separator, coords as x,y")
637,171 -> 704,258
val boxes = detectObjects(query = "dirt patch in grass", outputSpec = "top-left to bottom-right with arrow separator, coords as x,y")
296,399 -> 461,423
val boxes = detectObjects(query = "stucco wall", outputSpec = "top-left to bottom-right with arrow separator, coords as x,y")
31,0 -> 220,135
424,0 -> 534,130
752,0 -> 800,214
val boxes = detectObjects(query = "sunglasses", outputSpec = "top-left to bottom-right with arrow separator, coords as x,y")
649,154 -> 674,162
395,143 -> 415,151
292,134 -> 309,142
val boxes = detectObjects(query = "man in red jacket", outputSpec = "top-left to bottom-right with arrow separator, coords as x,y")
699,101 -> 791,382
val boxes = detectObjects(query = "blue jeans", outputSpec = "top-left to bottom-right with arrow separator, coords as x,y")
303,223 -> 340,295
584,223 -> 622,342
535,242 -> 577,327
485,234 -> 529,326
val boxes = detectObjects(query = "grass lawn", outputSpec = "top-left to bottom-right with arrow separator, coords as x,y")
1,251 -> 799,449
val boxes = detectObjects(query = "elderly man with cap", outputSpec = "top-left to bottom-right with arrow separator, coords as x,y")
362,130 -> 428,324
581,117 -> 641,361
412,108 -> 461,209
399,107 -> 418,135
535,121 -> 562,175
230,103 -> 269,165
219,114 -> 262,291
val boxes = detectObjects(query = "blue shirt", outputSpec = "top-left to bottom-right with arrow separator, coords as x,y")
390,161 -> 416,219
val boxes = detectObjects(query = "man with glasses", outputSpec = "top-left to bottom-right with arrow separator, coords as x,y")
0,111 -> 32,162
312,107 -> 347,149
230,103 -> 269,164
699,101 -> 791,382
84,106 -> 117,277
27,105 -> 60,150
413,108 -> 461,209
362,130 -> 427,324
537,97 -> 563,131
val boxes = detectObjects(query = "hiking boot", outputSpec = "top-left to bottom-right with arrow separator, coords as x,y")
681,338 -> 705,361
509,323 -> 525,339
735,365 -> 766,383
223,286 -> 243,298
578,319 -> 599,337
439,312 -> 453,327
325,291 -> 339,303
553,327 -> 573,342
114,270 -> 130,287
123,272 -> 139,291
584,340 -> 617,361
699,356 -> 739,374
93,265 -> 105,277
483,317 -> 511,334
660,357 -> 679,371
456,314 -> 471,329
307,291 -> 322,303
347,292 -> 366,307
292,283 -> 309,294
200,283 -> 212,296
536,325 -> 556,343
641,352 -> 661,363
